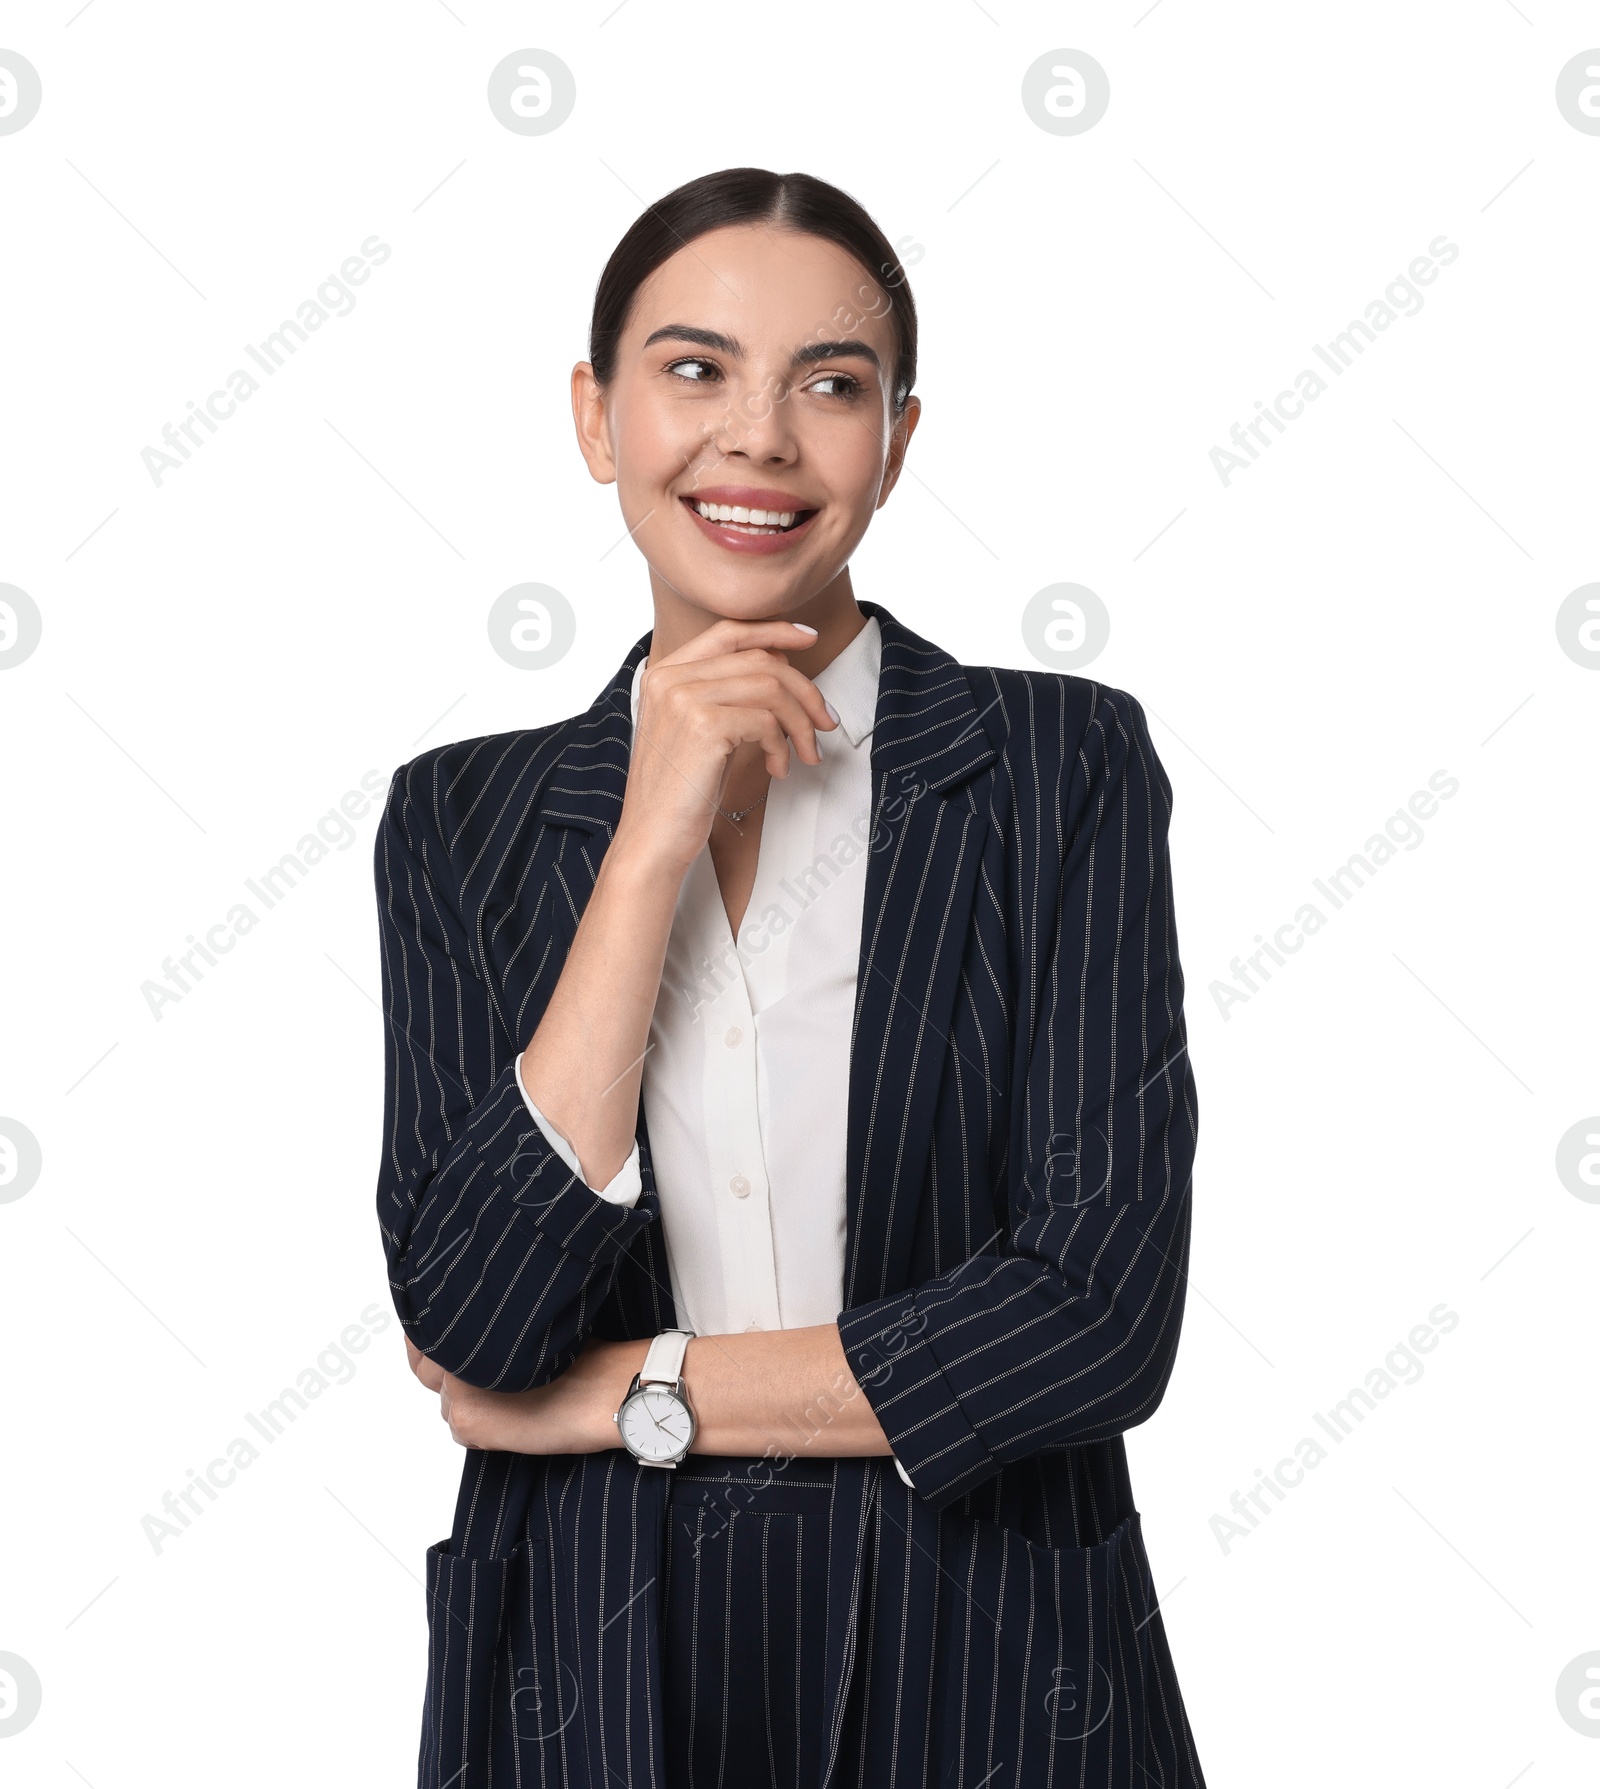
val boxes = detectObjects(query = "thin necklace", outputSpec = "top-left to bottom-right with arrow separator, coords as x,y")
718,792 -> 768,825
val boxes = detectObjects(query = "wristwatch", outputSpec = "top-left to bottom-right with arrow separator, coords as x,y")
614,1329 -> 697,1468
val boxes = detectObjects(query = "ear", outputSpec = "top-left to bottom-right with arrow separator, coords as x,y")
876,393 -> 922,509
571,361 -> 619,486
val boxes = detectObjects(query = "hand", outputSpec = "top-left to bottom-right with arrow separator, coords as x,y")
405,1333 -> 643,1455
616,618 -> 838,875
405,1335 -> 445,1391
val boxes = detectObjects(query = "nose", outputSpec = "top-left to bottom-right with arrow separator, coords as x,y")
710,373 -> 799,464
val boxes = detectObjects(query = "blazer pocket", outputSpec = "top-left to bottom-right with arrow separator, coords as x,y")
936,1510 -> 1157,1784
418,1538 -> 523,1789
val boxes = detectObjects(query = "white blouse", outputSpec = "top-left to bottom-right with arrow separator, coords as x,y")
515,615 -> 882,1339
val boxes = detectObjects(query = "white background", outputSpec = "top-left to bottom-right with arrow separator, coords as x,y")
2,3 -> 1596,1784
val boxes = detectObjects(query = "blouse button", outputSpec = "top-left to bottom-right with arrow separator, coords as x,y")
729,1174 -> 751,1199
724,1026 -> 743,1048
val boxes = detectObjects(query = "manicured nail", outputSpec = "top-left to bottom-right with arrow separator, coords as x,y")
792,623 -> 818,635
824,699 -> 841,725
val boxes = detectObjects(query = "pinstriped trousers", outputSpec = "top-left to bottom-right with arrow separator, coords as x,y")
661,1457 -> 835,1789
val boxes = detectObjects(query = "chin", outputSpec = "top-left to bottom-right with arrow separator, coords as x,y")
667,575 -> 817,623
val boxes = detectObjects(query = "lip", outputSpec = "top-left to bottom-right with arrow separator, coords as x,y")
677,486 -> 821,557
682,484 -> 817,512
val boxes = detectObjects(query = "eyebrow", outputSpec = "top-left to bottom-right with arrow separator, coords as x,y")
641,324 -> 882,374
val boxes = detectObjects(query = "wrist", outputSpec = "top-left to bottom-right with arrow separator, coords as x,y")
596,1338 -> 650,1450
605,819 -> 698,887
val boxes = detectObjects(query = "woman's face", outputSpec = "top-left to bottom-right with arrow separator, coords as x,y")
574,222 -> 919,623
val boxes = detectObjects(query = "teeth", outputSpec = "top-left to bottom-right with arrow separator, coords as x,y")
694,500 -> 798,528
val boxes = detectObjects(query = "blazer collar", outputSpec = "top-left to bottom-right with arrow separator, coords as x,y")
538,599 -> 997,834
858,598 -> 998,790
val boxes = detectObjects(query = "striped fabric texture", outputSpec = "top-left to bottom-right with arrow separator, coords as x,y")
375,600 -> 1206,1787
660,1459 -> 839,1788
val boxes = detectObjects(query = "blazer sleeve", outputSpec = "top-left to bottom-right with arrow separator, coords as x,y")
835,686 -> 1198,1508
374,761 -> 657,1391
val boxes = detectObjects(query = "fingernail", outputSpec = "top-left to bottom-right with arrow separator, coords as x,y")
793,623 -> 818,635
824,699 -> 841,725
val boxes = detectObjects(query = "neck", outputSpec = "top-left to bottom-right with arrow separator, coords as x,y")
645,567 -> 868,680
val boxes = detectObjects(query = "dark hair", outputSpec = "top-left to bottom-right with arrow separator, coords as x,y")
588,167 -> 917,416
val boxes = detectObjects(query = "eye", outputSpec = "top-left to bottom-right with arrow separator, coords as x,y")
665,356 -> 721,384
808,371 -> 865,401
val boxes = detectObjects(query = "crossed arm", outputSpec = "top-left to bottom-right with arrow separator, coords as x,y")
405,1322 -> 893,1460
376,680 -> 1194,1506
382,617 -> 895,1462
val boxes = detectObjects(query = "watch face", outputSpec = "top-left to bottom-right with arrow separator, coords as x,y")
619,1385 -> 693,1462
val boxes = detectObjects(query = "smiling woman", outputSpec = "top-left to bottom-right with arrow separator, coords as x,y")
375,167 -> 1206,1788
573,178 -> 919,661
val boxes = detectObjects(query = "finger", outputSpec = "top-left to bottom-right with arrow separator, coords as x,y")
654,662 -> 825,749
718,705 -> 803,781
658,647 -> 830,709
685,673 -> 825,767
646,657 -> 834,757
658,618 -> 819,669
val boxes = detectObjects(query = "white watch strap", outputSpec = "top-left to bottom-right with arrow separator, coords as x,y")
639,1328 -> 693,1386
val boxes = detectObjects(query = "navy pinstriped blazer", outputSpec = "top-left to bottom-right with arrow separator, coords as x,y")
374,600 -> 1206,1787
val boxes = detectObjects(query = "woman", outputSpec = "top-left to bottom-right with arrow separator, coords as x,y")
375,166 -> 1205,1788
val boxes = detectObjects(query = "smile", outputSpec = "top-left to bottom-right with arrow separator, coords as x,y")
678,494 -> 820,555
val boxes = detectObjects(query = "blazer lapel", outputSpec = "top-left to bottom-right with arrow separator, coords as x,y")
515,637 -> 646,978
529,637 -> 643,838
841,602 -> 998,1310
